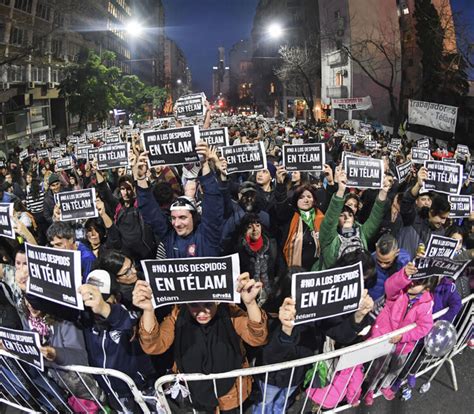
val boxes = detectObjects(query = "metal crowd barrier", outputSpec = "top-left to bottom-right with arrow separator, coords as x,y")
0,294 -> 472,413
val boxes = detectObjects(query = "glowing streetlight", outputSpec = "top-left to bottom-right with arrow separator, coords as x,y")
125,20 -> 143,37
267,23 -> 283,39
176,79 -> 182,85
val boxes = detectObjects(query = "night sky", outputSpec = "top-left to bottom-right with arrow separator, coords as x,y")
162,0 -> 473,96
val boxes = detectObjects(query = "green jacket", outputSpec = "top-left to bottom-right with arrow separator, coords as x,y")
314,193 -> 387,270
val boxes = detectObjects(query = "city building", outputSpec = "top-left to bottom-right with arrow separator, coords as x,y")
228,39 -> 253,109
0,0 -> 137,152
163,37 -> 191,109
212,46 -> 230,101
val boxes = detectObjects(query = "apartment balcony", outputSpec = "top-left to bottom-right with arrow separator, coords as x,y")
326,85 -> 348,99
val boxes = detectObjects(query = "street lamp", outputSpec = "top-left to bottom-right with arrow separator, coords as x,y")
125,20 -> 143,37
267,23 -> 283,40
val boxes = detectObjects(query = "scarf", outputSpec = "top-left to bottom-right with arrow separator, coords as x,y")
283,209 -> 324,267
246,234 -> 263,252
299,208 -> 315,231
174,304 -> 243,410
242,235 -> 271,304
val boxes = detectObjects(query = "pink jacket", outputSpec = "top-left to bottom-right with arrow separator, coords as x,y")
370,268 -> 433,354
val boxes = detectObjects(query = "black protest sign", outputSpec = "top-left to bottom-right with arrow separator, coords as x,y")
0,203 -> 15,239
141,254 -> 241,308
68,136 -> 78,145
425,235 -> 458,259
391,138 -> 402,147
142,126 -> 200,167
39,133 -> 47,143
175,93 -> 206,119
37,149 -> 50,160
396,160 -> 412,183
51,147 -> 62,160
417,138 -> 430,149
282,143 -> 325,172
455,144 -> 469,159
57,189 -> 98,221
56,157 -> 73,171
423,160 -> 463,195
448,195 -> 472,218
0,160 -> 4,168
105,134 -> 121,144
364,140 -> 377,150
87,147 -> 98,162
200,127 -> 229,149
346,135 -> 357,144
411,148 -> 431,164
412,257 -> 469,281
337,129 -> 350,135
344,155 -> 384,189
76,144 -> 93,160
221,142 -> 267,174
25,243 -> 83,310
97,143 -> 130,170
19,149 -> 29,161
387,143 -> 399,152
77,135 -> 87,145
291,262 -> 364,325
0,328 -> 44,370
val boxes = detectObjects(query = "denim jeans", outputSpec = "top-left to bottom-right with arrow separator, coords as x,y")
252,380 -> 298,413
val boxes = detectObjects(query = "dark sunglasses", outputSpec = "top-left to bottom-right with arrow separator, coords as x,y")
187,302 -> 215,310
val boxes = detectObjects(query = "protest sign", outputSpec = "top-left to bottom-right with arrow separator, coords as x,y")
291,262 -> 364,325
337,129 -> 350,135
19,149 -> 29,161
335,338 -> 394,371
0,328 -> 44,370
57,189 -> 98,221
364,140 -> 377,150
448,195 -> 472,218
141,254 -> 240,308
51,147 -> 62,160
37,149 -> 49,159
423,160 -> 463,195
97,143 -> 130,170
396,160 -> 412,183
391,138 -> 402,147
442,157 -> 456,163
105,134 -> 121,144
387,143 -> 400,152
142,126 -> 200,167
346,135 -> 357,144
425,234 -> 458,259
77,135 -> 87,145
412,257 -> 469,280
221,142 -> 267,174
417,138 -> 430,149
26,243 -> 83,310
0,159 -> 5,168
408,99 -> 458,133
175,93 -> 206,119
0,203 -> 15,239
39,133 -> 47,143
87,147 -> 98,162
68,136 -> 78,145
76,144 -> 93,159
55,157 -> 73,171
282,143 -> 325,172
411,147 -> 431,164
455,144 -> 470,159
200,127 -> 229,149
343,155 -> 384,189
332,96 -> 372,111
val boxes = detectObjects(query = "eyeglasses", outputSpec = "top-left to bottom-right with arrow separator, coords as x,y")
187,302 -> 215,311
117,265 -> 134,278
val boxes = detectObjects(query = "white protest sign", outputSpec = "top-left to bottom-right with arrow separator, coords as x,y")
332,96 -> 372,111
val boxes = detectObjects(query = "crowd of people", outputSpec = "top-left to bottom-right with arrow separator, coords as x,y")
0,104 -> 473,414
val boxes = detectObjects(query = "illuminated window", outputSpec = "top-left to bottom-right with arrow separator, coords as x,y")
335,71 -> 343,86
270,82 -> 275,93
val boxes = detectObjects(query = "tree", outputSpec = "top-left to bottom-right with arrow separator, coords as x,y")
274,40 -> 320,124
59,50 -> 128,130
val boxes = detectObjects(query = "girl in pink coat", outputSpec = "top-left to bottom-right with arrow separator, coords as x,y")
364,262 -> 436,405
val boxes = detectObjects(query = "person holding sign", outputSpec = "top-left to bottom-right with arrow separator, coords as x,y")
363,263 -> 436,404
316,166 -> 392,270
135,272 -> 268,413
134,142 -> 224,258
398,166 -> 451,259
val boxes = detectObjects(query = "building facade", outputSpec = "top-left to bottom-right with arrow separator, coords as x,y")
212,46 -> 230,100
228,39 -> 253,109
164,37 -> 191,108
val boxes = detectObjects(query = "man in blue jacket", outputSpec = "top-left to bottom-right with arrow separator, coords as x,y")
135,141 -> 224,258
369,233 -> 411,300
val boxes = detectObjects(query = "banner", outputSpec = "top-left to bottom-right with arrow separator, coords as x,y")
411,147 -> 431,164
282,143 -> 325,172
175,93 -> 206,119
142,126 -> 200,167
0,203 -> 15,239
425,234 -> 458,259
423,160 -> 463,195
291,262 -> 364,325
412,257 -> 469,280
26,244 -> 83,310
199,127 -> 229,149
141,255 -> 240,308
332,96 -> 372,111
97,143 -> 130,170
417,138 -> 430,149
55,157 -> 73,171
409,100 -> 458,133
343,155 -> 384,189
57,189 -> 98,221
448,195 -> 472,218
221,142 -> 267,174
396,160 -> 412,183
0,328 -> 44,370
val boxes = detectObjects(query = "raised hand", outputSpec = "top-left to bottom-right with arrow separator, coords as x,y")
279,297 -> 296,335
132,280 -> 154,312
